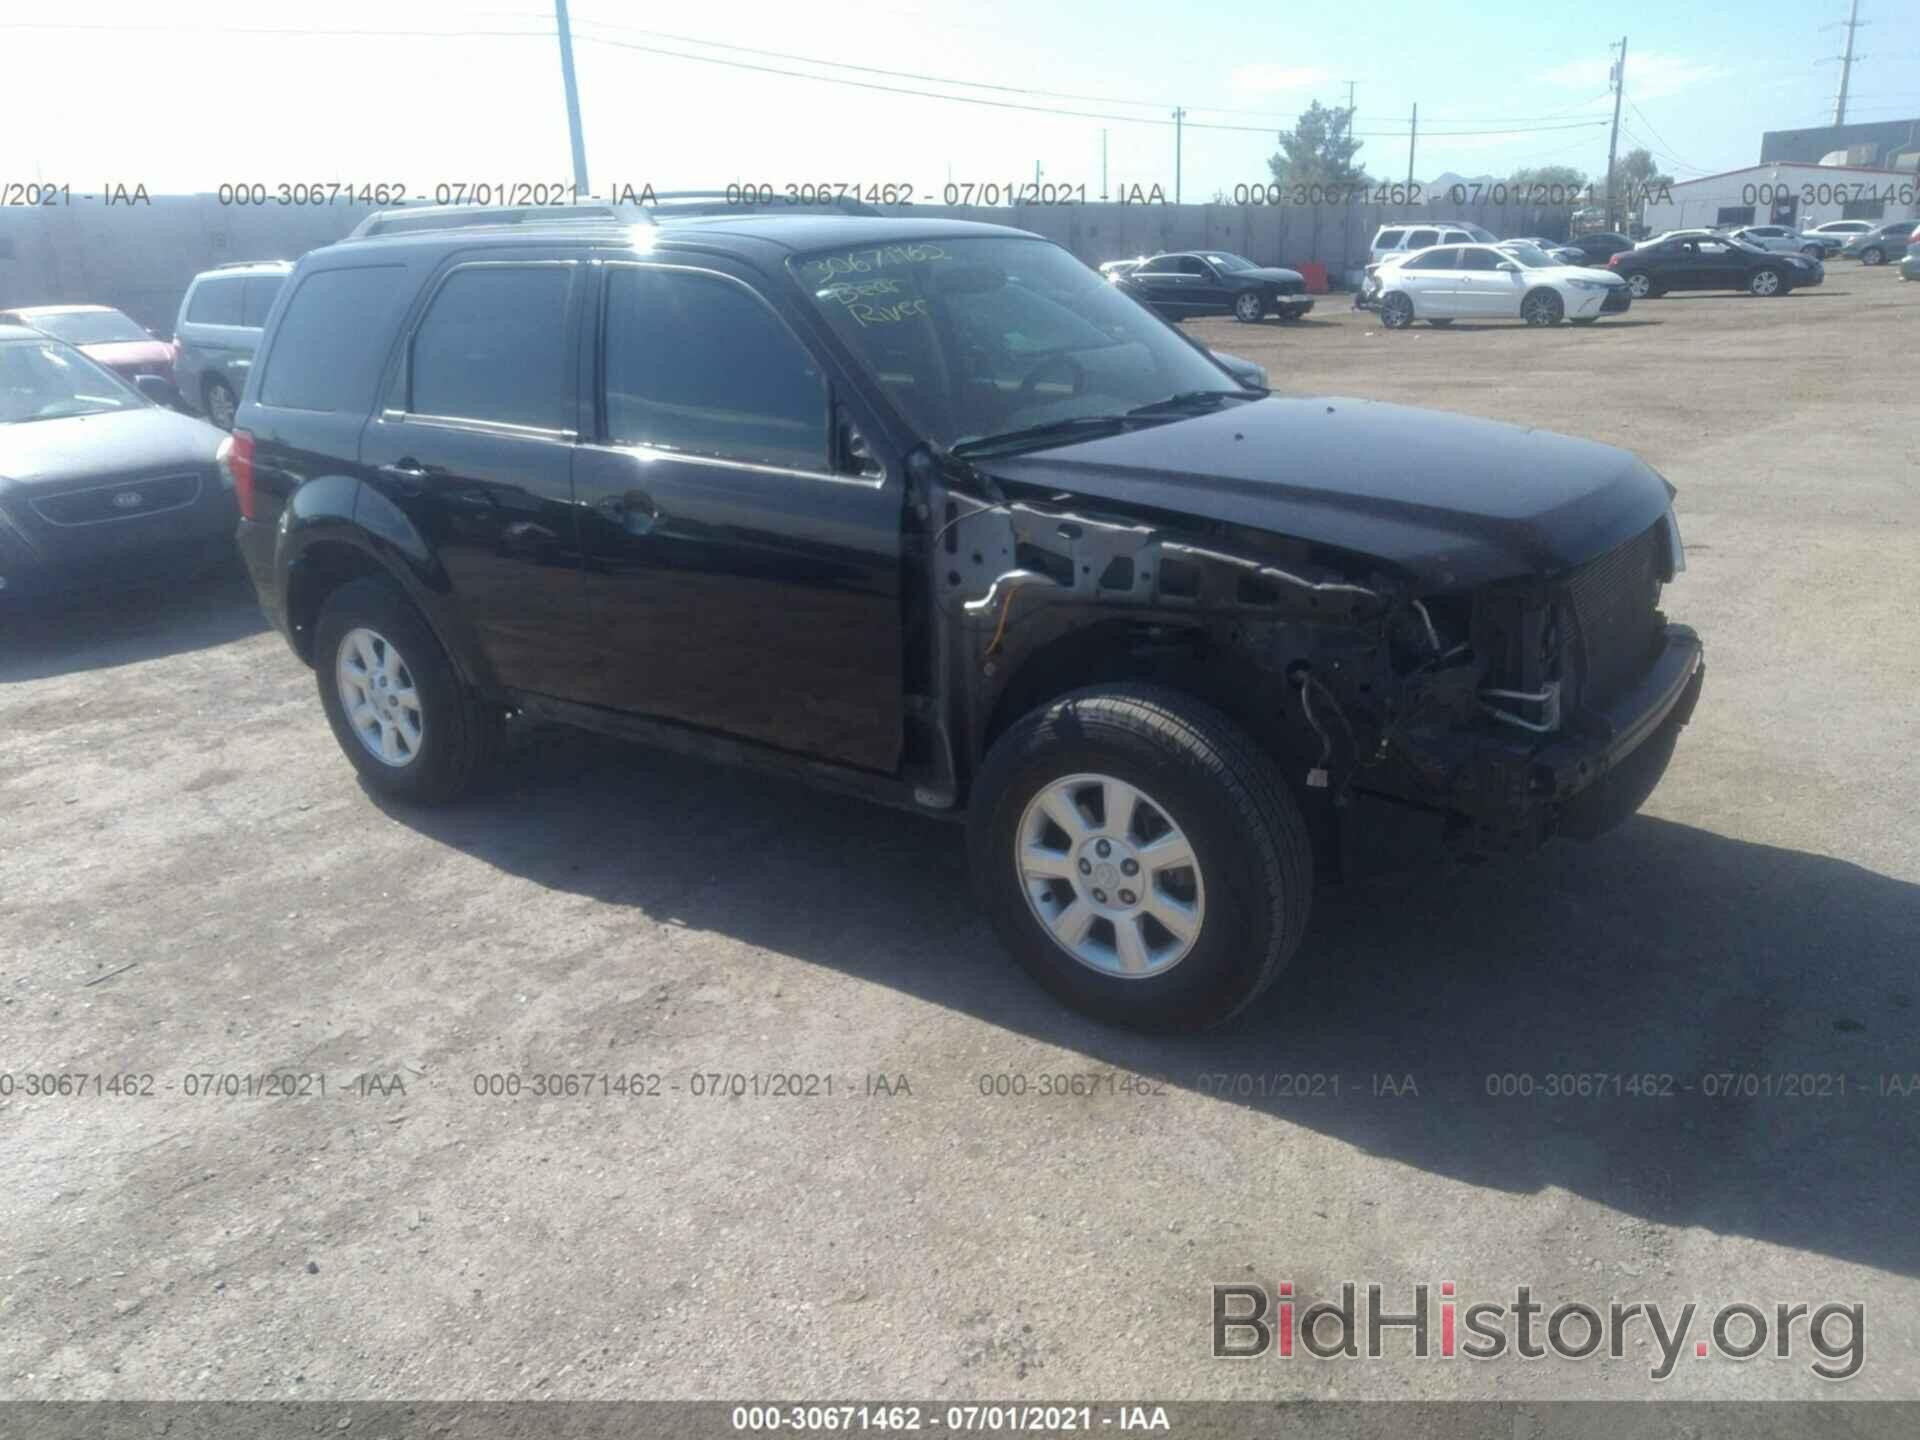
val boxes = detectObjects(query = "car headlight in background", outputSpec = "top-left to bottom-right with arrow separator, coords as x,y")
1566,278 -> 1613,291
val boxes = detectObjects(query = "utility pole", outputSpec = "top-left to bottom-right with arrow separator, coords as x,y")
1406,103 -> 1418,191
1831,0 -> 1864,124
1604,37 -> 1628,232
1100,129 -> 1109,199
1171,108 -> 1187,203
554,0 -> 590,197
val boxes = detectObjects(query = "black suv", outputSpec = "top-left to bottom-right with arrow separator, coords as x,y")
232,212 -> 1704,1032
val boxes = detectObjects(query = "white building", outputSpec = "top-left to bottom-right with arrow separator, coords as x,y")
1640,162 -> 1919,235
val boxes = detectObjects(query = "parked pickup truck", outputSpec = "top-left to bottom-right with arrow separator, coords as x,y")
231,211 -> 1704,1032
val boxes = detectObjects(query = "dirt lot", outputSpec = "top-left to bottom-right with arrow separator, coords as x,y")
3,264 -> 1917,1404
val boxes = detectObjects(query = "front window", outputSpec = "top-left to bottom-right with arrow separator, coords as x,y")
0,338 -> 144,423
23,309 -> 149,346
792,236 -> 1245,454
1496,242 -> 1558,269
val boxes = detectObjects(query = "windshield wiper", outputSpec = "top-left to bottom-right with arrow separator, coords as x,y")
1125,388 -> 1262,417
950,414 -> 1144,458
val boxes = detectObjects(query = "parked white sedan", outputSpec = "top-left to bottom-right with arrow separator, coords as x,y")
1375,241 -> 1632,329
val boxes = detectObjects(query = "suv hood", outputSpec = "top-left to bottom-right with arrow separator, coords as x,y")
981,396 -> 1673,590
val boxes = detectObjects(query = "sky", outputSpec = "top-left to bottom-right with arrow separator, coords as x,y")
3,0 -> 1916,202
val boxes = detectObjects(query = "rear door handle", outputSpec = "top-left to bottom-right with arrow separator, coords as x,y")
598,490 -> 660,535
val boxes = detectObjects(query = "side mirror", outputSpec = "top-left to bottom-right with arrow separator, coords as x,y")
1496,260 -> 1522,272
134,373 -> 183,409
834,405 -> 883,479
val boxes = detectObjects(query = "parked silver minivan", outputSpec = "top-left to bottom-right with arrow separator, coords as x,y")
172,260 -> 292,429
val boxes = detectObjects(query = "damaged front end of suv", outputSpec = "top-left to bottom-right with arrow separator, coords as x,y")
916,397 -> 1703,875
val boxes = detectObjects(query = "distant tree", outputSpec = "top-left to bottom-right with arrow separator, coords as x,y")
1267,102 -> 1371,190
1508,164 -> 1588,190
1606,148 -> 1676,223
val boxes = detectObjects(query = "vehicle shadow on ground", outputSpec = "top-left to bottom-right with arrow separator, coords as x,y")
0,565 -> 264,683
383,729 -> 1920,1279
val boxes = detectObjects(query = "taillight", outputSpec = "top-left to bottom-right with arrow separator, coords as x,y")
223,429 -> 257,519
1606,253 -> 1621,267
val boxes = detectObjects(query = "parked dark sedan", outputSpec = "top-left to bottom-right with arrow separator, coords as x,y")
1562,231 -> 1635,266
0,325 -> 232,603
1116,251 -> 1314,322
1606,233 -> 1821,298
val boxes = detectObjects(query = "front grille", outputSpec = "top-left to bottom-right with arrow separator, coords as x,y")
1565,522 -> 1664,708
1601,288 -> 1632,313
28,473 -> 201,526
1271,278 -> 1304,296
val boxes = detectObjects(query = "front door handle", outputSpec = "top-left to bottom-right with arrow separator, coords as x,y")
378,457 -> 440,495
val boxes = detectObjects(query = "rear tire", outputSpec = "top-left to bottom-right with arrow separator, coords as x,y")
1860,246 -> 1886,266
204,378 -> 237,431
313,576 -> 499,804
1380,292 -> 1414,329
1626,272 -> 1655,299
968,685 -> 1313,1032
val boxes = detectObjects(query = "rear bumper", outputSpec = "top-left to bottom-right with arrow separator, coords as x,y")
235,515 -> 290,640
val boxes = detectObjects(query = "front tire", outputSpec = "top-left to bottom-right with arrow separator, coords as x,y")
314,576 -> 499,804
1232,292 -> 1266,323
1860,246 -> 1886,266
968,685 -> 1313,1032
1522,289 -> 1564,326
1748,267 -> 1783,296
1379,292 -> 1414,329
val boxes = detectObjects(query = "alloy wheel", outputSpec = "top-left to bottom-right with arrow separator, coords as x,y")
1016,772 -> 1205,979
1233,293 -> 1264,322
206,382 -> 237,430
336,627 -> 425,767
1627,273 -> 1652,299
1750,269 -> 1780,296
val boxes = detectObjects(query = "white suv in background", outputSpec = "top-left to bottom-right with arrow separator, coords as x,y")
1358,221 -> 1500,307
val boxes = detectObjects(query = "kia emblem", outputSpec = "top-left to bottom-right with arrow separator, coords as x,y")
111,490 -> 144,509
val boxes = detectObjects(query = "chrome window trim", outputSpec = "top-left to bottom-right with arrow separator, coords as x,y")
577,440 -> 883,490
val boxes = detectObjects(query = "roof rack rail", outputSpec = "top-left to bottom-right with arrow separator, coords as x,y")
346,201 -> 627,240
635,190 -> 884,221
212,258 -> 291,269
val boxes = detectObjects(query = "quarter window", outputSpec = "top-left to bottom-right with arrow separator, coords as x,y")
258,264 -> 410,413
241,275 -> 286,326
409,264 -> 573,431
601,267 -> 827,472
186,277 -> 243,325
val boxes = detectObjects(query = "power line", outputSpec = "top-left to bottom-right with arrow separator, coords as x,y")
1626,100 -> 1707,175
563,14 -> 1615,127
568,31 -> 1609,138
0,20 -> 553,37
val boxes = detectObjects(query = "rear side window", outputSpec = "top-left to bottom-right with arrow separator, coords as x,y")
186,277 -> 243,325
1374,229 -> 1405,248
1458,248 -> 1502,271
1441,230 -> 1472,245
258,264 -> 409,412
1407,229 -> 1438,249
241,275 -> 285,326
1405,247 -> 1459,270
601,266 -> 827,472
408,264 -> 573,431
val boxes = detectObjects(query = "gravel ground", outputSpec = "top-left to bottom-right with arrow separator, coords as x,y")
2,263 -> 1916,1404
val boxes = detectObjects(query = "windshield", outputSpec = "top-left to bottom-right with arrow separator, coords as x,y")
1723,234 -> 1767,253
25,309 -> 151,345
792,236 -> 1247,453
0,338 -> 145,422
1203,253 -> 1257,272
1498,242 -> 1559,269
